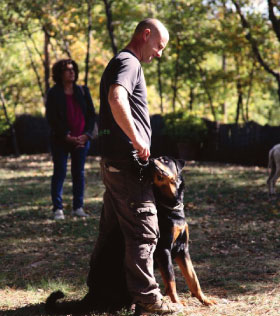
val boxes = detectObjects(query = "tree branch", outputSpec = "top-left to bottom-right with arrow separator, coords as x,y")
24,42 -> 45,102
268,0 -> 280,42
102,0 -> 118,55
0,88 -> 20,156
84,0 -> 93,86
232,0 -> 279,81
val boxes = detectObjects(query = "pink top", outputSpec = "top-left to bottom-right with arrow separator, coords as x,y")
66,94 -> 85,137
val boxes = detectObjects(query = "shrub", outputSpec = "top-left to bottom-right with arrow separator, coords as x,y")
162,111 -> 207,143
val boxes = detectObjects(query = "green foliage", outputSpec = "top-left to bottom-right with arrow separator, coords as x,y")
0,112 -> 14,135
162,111 -> 208,143
0,120 -> 9,135
1,0 -> 280,130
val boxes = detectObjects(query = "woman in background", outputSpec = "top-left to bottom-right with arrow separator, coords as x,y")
46,59 -> 96,220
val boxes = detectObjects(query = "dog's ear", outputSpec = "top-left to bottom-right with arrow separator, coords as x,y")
175,159 -> 185,174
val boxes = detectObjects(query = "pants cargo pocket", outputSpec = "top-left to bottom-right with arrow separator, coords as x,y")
129,202 -> 160,243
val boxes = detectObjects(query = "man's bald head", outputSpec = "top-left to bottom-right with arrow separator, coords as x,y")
126,18 -> 169,63
133,18 -> 169,41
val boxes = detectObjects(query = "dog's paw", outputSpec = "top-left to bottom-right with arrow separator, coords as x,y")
180,299 -> 188,307
202,296 -> 217,306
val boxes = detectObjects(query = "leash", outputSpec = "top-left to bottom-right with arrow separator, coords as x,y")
132,150 -> 150,182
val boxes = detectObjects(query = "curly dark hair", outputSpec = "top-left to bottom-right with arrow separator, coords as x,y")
52,59 -> 79,84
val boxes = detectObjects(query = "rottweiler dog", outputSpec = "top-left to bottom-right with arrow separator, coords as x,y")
151,156 -> 215,306
45,156 -> 215,315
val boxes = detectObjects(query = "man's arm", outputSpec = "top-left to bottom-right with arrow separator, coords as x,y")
108,84 -> 150,160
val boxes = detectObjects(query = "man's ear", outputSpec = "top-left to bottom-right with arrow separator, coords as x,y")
143,28 -> 151,41
175,159 -> 185,174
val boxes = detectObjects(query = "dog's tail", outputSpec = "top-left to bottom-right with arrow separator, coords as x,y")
45,290 -> 94,315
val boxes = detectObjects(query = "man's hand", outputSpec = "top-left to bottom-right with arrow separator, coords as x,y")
132,137 -> 150,161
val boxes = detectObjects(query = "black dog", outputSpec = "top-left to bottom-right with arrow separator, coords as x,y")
45,156 -> 215,314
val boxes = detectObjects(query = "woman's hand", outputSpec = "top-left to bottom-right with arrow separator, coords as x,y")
65,134 -> 89,148
65,134 -> 79,146
76,134 -> 89,148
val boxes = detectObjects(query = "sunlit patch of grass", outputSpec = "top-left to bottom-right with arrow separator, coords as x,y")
0,288 -> 45,309
27,278 -> 78,294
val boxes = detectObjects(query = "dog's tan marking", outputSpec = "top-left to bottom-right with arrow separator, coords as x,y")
158,270 -> 181,304
175,254 -> 216,306
172,224 -> 185,244
165,280 -> 180,304
185,223 -> 189,243
153,159 -> 177,199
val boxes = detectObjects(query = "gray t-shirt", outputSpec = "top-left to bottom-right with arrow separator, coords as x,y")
99,49 -> 151,159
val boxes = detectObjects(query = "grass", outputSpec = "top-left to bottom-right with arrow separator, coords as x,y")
0,154 -> 279,315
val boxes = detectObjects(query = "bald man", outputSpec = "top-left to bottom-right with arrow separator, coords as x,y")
88,19 -> 182,314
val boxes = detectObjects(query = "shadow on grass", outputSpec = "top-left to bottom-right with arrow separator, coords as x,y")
0,209 -> 103,289
0,303 -> 46,316
180,163 -> 280,296
0,176 -> 51,209
1,157 -> 280,313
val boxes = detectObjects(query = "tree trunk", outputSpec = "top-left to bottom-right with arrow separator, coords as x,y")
222,53 -> 227,122
222,0 -> 228,122
198,66 -> 217,121
245,61 -> 255,121
235,80 -> 243,124
189,87 -> 194,111
172,37 -> 180,112
103,0 -> 118,55
25,42 -> 45,103
157,59 -> 163,113
206,88 -> 217,122
84,0 -> 93,86
43,26 -> 50,102
0,89 -> 20,156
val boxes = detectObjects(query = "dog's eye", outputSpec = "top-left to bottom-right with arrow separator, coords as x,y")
157,175 -> 163,181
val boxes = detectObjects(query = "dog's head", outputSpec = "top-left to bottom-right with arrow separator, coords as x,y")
151,156 -> 185,201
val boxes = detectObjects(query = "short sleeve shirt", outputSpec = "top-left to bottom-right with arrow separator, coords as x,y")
98,49 -> 151,159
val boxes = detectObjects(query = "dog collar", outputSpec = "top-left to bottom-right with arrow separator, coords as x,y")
157,201 -> 184,212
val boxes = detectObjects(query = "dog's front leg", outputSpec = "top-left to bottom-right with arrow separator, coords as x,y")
175,251 -> 216,306
154,249 -> 181,304
174,224 -> 216,306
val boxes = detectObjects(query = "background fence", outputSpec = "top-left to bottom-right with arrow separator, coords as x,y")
1,114 -> 280,166
150,115 -> 280,166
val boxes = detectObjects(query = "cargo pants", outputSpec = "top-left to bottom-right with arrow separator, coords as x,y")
87,158 -> 162,304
